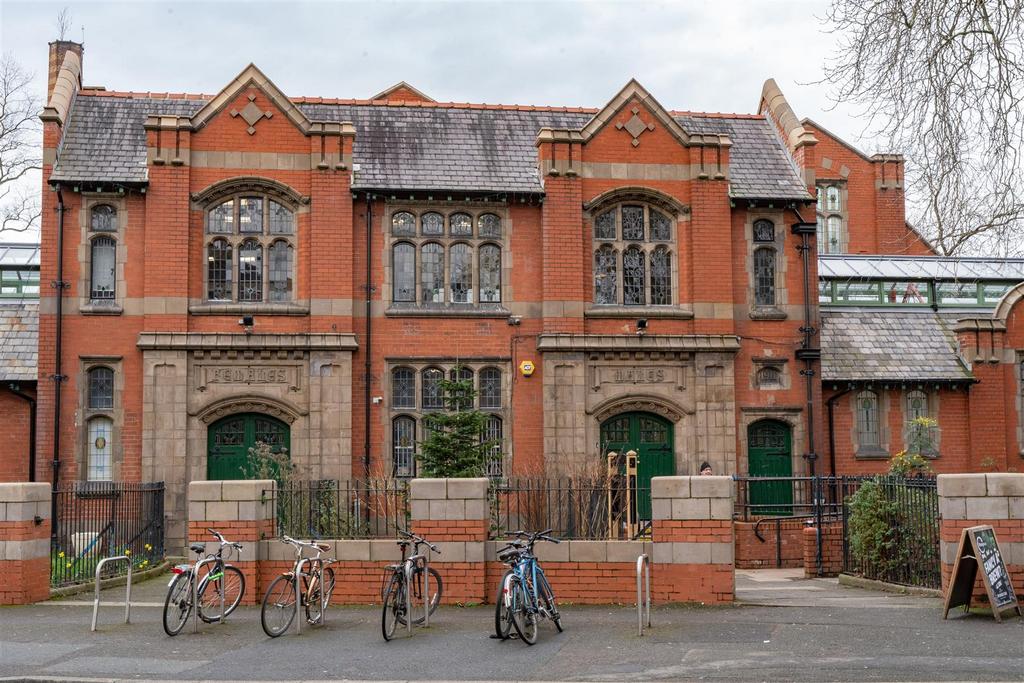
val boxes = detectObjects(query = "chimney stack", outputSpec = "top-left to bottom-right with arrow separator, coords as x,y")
47,40 -> 83,102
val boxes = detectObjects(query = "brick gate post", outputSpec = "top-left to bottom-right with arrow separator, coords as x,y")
0,483 -> 51,604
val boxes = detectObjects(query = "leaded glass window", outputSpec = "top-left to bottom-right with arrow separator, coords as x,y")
421,212 -> 444,236
392,416 -> 416,478
753,219 -> 775,242
450,213 -> 473,236
479,367 -> 501,409
639,417 -> 667,443
238,197 -> 263,233
650,247 -> 671,305
208,200 -> 234,234
268,241 -> 293,302
856,391 -> 881,449
816,183 -> 845,254
268,200 -> 293,234
207,239 -> 232,301
90,236 -> 116,301
478,213 -> 501,238
622,205 -> 645,241
392,367 -> 415,408
421,367 -> 444,410
479,244 -> 501,303
392,242 -> 416,303
594,246 -> 617,304
421,243 -> 444,303
905,390 -> 936,455
649,210 -> 671,241
623,246 -> 646,306
449,243 -> 472,303
238,240 -> 263,302
754,247 -> 776,306
826,186 -> 841,211
88,366 -> 114,409
255,418 -> 287,449
392,211 -> 416,236
595,210 -> 616,240
483,415 -> 503,478
87,417 -> 113,482
90,204 -> 117,232
213,418 -> 244,446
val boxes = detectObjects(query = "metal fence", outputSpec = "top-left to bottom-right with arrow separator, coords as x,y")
271,479 -> 409,539
51,481 -> 165,588
489,477 -> 651,540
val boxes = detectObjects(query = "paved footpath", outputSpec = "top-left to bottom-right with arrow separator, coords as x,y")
0,569 -> 1021,682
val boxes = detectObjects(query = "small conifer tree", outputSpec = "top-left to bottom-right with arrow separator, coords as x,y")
417,367 -> 494,477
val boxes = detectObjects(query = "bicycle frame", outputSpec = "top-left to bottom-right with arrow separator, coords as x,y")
281,538 -> 333,635
509,554 -> 548,615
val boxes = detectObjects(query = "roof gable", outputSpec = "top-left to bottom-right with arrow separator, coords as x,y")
580,79 -> 693,147
190,64 -> 313,134
369,81 -> 435,103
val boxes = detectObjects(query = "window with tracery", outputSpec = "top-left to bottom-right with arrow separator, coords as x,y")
91,205 -> 117,232
855,390 -> 885,455
816,183 -> 846,254
592,203 -> 674,306
904,390 -> 938,455
88,367 -> 114,409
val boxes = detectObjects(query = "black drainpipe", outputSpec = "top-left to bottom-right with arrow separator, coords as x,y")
8,383 -> 37,482
363,192 -> 373,479
826,387 -> 852,478
52,186 -> 68,539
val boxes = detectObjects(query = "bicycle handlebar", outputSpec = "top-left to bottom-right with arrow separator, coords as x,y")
511,529 -> 561,545
398,529 -> 441,554
206,527 -> 243,549
281,535 -> 331,553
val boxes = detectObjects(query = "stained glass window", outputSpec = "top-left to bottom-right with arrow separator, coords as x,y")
421,212 -> 444,236
483,415 -> 503,478
90,204 -> 117,232
421,243 -> 444,303
392,211 -> 416,236
208,200 -> 234,234
595,210 -> 616,240
817,184 -> 845,254
90,236 -> 116,301
238,197 -> 263,233
479,244 -> 501,303
213,418 -> 244,446
268,241 -> 293,302
650,247 -> 671,305
207,239 -> 232,301
392,367 -> 415,408
269,200 -> 293,234
856,391 -> 881,448
479,367 -> 501,408
621,205 -> 645,241
392,416 -> 416,477
421,367 -> 444,410
754,247 -> 776,306
450,213 -> 473,236
87,417 -> 113,482
478,213 -> 501,238
649,210 -> 671,241
753,219 -> 775,242
449,243 -> 472,303
826,186 -> 841,211
623,246 -> 646,305
392,242 -> 416,303
594,246 -> 617,304
255,418 -> 287,448
238,239 -> 263,302
88,366 -> 114,409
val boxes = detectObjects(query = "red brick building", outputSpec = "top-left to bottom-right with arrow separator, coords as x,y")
24,41 -> 1024,547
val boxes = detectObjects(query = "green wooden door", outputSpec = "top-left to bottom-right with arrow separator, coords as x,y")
747,419 -> 793,515
207,413 -> 290,480
600,412 -> 675,520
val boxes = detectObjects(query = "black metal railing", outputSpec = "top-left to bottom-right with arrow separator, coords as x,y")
733,475 -> 872,520
51,481 -> 165,588
489,477 -> 651,540
271,479 -> 409,539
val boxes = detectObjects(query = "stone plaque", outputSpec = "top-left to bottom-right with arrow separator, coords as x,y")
593,365 -> 684,390
199,365 -> 298,388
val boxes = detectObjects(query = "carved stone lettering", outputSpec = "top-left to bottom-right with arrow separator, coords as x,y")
595,365 -> 682,390
202,365 -> 293,386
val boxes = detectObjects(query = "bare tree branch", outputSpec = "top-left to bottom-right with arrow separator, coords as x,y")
0,52 -> 41,239
56,7 -> 71,42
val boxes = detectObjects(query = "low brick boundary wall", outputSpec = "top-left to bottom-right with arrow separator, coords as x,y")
735,519 -> 805,569
802,522 -> 843,577
0,483 -> 51,605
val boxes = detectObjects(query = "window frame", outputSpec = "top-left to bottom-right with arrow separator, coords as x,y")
89,234 -> 117,302
590,202 -> 675,308
80,358 -> 121,482
854,390 -> 888,457
816,182 -> 847,254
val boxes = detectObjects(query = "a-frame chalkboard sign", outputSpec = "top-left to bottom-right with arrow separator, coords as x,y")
943,525 -> 1021,622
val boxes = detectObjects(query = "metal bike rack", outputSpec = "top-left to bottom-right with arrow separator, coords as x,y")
90,555 -> 132,632
289,553 -> 334,636
191,556 -> 222,634
404,553 -> 431,636
636,553 -> 651,636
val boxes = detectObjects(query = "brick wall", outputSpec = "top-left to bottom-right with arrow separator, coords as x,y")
0,388 -> 34,482
735,519 -> 805,569
803,522 -> 843,577
0,483 -> 51,604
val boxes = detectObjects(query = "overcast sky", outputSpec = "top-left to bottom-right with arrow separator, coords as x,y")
1,0 -> 879,242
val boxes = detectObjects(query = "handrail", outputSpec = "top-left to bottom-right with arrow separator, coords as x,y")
636,554 -> 651,636
90,555 -> 132,632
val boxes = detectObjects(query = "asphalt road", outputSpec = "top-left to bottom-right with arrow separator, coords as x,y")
0,570 -> 1021,682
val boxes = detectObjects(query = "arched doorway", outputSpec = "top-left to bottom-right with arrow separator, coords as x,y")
600,412 -> 674,520
747,419 -> 793,515
207,413 -> 290,480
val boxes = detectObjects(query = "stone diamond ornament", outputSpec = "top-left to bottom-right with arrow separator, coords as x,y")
230,93 -> 274,135
616,107 -> 656,147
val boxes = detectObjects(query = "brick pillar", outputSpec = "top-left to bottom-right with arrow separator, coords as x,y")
651,476 -> 734,604
802,521 -> 843,577
187,480 -> 276,605
409,478 -> 488,604
0,484 -> 51,604
938,473 -> 1024,599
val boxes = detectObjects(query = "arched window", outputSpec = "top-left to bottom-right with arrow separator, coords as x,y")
421,367 -> 444,410
623,246 -> 646,305
479,367 -> 502,409
392,367 -> 415,408
421,212 -> 444,236
856,391 -> 881,450
268,241 -> 293,302
621,205 -> 645,240
238,240 -> 263,302
449,243 -> 472,304
754,247 -> 776,306
449,212 -> 473,237
90,236 -> 116,301
592,203 -> 673,306
392,242 -> 416,303
594,210 -> 616,240
594,245 -> 617,304
905,390 -> 936,455
753,219 -> 775,243
478,213 -> 501,238
207,239 -> 232,301
479,244 -> 501,303
392,416 -> 416,478
650,247 -> 671,305
268,200 -> 294,234
756,366 -> 782,388
90,204 -> 117,232
87,416 -> 113,482
816,184 -> 845,254
483,414 -> 503,478
88,366 -> 114,409
421,242 -> 444,303
649,210 -> 671,241
392,211 -> 416,236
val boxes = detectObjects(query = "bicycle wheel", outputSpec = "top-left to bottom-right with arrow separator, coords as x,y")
261,574 -> 298,638
197,564 -> 245,622
305,567 -> 336,624
381,573 -> 405,641
509,576 -> 538,645
494,570 -> 514,640
409,566 -> 442,624
538,573 -> 563,632
162,572 -> 193,637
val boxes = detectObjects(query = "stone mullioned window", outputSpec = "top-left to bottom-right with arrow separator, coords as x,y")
592,203 -> 673,307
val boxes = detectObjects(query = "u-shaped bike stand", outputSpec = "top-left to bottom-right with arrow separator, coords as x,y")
636,553 -> 651,636
290,558 -> 333,635
191,556 -> 225,634
90,555 -> 132,632
404,553 -> 432,637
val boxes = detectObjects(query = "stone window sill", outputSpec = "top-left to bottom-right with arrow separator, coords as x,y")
189,302 -> 309,316
585,306 -> 694,320
749,307 -> 787,321
854,448 -> 890,460
385,304 -> 511,318
81,302 -> 123,316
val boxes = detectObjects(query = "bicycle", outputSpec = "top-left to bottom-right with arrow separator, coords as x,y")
493,538 -> 527,639
162,528 -> 245,636
261,536 -> 337,637
380,530 -> 443,641
502,529 -> 563,645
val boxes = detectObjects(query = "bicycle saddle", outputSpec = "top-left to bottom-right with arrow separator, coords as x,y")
190,543 -> 205,554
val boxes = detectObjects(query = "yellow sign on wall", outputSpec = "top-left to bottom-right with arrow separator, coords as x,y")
519,360 -> 536,377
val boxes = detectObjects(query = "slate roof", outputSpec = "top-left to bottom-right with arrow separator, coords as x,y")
0,302 -> 38,383
820,309 -> 973,383
819,254 -> 1024,281
51,94 -> 809,199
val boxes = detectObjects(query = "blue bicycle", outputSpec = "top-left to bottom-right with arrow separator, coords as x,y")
495,529 -> 563,645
